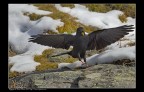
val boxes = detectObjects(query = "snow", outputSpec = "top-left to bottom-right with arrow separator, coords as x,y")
105,17 -> 135,50
56,4 -> 136,69
56,4 -> 135,48
55,4 -> 126,29
27,17 -> 64,35
8,4 -> 64,72
58,46 -> 135,69
9,4 -> 52,15
9,55 -> 40,72
9,4 -> 135,72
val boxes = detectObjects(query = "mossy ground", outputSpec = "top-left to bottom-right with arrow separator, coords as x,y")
9,71 -> 25,78
119,14 -> 128,23
34,49 -> 58,71
30,4 -> 95,34
77,4 -> 135,18
127,41 -> 135,46
8,46 -> 16,57
34,49 -> 77,71
8,4 -> 135,78
9,49 -> 77,78
51,4 -> 135,18
26,4 -> 135,34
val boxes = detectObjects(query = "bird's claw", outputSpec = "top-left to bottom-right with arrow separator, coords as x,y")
80,61 -> 85,64
81,61 -> 89,67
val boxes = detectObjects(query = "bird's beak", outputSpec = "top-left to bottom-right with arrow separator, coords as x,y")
82,31 -> 85,36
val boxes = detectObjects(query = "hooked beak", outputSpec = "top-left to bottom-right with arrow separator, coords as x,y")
82,31 -> 85,36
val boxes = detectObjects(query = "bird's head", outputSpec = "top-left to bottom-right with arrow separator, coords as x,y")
76,27 -> 85,36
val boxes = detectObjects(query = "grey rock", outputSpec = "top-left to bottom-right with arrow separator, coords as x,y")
78,64 -> 136,88
9,70 -> 83,89
8,64 -> 135,89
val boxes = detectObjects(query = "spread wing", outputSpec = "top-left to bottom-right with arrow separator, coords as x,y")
29,34 -> 75,49
87,25 -> 134,50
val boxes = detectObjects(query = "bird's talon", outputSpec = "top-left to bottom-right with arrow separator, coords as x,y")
80,61 -> 85,64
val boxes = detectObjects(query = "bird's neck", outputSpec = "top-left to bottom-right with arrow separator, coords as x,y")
76,33 -> 84,38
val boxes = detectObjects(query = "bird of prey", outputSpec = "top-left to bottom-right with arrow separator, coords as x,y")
29,25 -> 134,64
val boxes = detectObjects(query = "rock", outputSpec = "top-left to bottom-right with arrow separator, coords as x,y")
78,64 -> 136,88
8,64 -> 135,89
9,70 -> 83,89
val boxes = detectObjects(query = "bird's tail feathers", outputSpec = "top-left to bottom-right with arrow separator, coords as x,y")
50,51 -> 71,57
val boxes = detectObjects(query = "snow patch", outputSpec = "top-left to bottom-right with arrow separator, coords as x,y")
9,4 -> 52,15
55,4 -> 125,28
9,4 -> 135,72
8,4 -> 63,72
58,46 -> 135,69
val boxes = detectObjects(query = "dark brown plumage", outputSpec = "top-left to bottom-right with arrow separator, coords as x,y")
29,25 -> 134,64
